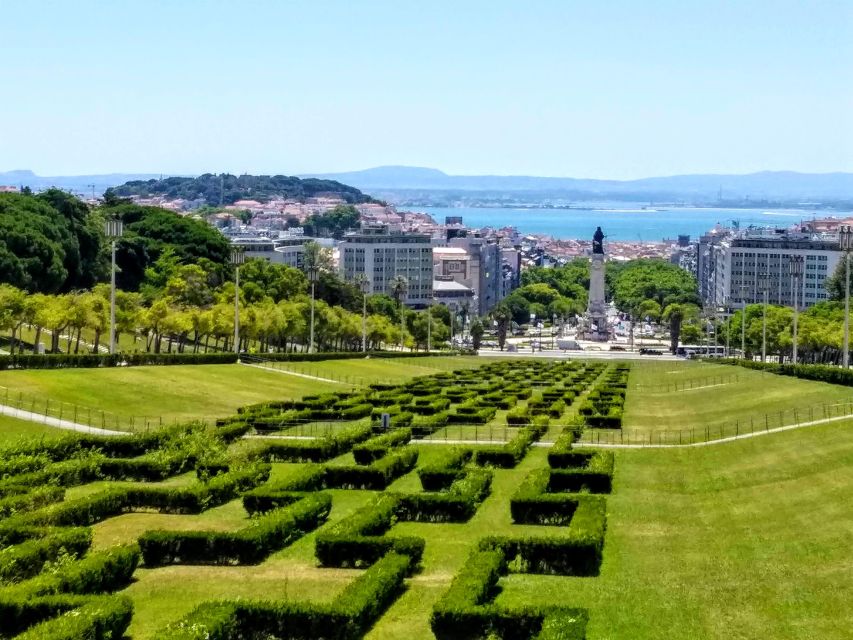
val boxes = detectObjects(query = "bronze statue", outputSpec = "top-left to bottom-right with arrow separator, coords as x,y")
592,227 -> 604,254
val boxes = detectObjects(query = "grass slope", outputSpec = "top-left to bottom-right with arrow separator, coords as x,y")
0,414 -> 66,444
505,420 -> 853,640
623,360 -> 853,434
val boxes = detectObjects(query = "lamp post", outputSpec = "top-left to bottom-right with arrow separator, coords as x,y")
840,226 -> 853,368
104,219 -> 123,355
739,284 -> 748,358
551,314 -> 556,350
725,300 -> 731,357
307,265 -> 318,354
398,279 -> 408,352
427,303 -> 432,352
230,247 -> 245,357
759,273 -> 770,362
789,255 -> 804,364
355,274 -> 369,353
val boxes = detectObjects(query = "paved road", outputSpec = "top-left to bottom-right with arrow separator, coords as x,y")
0,403 -> 127,436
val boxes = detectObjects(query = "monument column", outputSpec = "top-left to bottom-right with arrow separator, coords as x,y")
585,227 -> 609,340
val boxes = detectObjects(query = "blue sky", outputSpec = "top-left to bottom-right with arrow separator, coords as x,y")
1,0 -> 851,179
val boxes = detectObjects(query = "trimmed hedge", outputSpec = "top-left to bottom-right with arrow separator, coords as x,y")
6,545 -> 140,600
0,528 -> 92,584
11,594 -> 134,640
417,447 -> 472,491
315,495 -> 424,569
397,469 -> 493,523
430,548 -> 588,640
252,425 -> 372,463
139,493 -> 331,566
157,552 -> 412,640
352,429 -> 412,465
473,421 -> 548,469
718,357 -> 853,386
0,353 -> 237,370
0,487 -> 66,520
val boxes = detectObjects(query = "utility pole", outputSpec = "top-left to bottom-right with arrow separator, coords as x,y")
759,273 -> 770,362
789,256 -> 803,364
840,226 -> 853,367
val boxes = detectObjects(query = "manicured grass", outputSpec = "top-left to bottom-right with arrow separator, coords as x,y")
0,364 -> 338,425
618,360 -> 853,439
0,414 -> 67,444
499,419 -> 853,640
247,355 -> 486,385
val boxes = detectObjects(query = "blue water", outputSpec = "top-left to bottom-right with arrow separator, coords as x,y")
414,204 -> 848,242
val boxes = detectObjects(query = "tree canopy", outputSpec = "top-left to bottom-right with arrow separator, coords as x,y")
106,174 -> 377,206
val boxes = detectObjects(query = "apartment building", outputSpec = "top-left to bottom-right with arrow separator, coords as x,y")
697,228 -> 841,310
339,224 -> 434,306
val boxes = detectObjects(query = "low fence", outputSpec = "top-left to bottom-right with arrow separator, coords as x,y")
0,385 -> 210,433
578,400 -> 853,446
631,373 -> 740,393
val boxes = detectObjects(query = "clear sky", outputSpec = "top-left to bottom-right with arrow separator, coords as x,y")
2,0 -> 851,179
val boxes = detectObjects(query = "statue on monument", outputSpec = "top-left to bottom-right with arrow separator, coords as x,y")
592,227 -> 604,254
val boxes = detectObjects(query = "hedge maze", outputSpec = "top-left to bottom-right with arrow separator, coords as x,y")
0,359 -> 626,639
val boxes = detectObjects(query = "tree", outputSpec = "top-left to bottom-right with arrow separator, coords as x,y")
303,204 -> 361,239
389,275 -> 409,350
611,259 -> 700,313
662,303 -> 699,354
470,318 -> 485,351
0,284 -> 26,355
238,260 -> 306,303
491,304 -> 511,351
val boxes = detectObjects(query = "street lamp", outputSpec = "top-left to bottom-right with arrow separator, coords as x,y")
840,226 -> 853,367
307,265 -> 319,354
758,273 -> 770,362
104,219 -> 123,355
724,299 -> 731,357
427,303 -> 432,352
398,280 -> 408,352
789,255 -> 804,364
739,283 -> 748,358
355,274 -> 369,353
230,247 -> 245,357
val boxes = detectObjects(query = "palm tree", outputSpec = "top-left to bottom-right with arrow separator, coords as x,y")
491,305 -> 511,351
389,275 -> 408,351
663,303 -> 700,354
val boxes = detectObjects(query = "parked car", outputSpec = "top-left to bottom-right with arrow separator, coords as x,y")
639,348 -> 663,355
609,345 -> 626,351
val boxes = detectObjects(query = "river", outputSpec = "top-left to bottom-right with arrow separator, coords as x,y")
413,204 -> 849,241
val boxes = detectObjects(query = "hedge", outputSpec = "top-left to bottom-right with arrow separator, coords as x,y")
717,357 -> 853,386
0,528 -> 92,584
157,552 -> 411,640
11,595 -> 134,640
139,493 -> 331,566
6,545 -> 140,600
430,548 -> 587,640
0,487 -> 66,520
417,447 -> 472,491
473,421 -> 548,468
315,495 -> 424,569
397,470 -> 492,523
252,425 -> 372,463
352,429 -> 412,465
323,448 -> 418,490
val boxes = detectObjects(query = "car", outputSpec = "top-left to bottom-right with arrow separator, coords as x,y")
609,345 -> 626,351
639,348 -> 663,355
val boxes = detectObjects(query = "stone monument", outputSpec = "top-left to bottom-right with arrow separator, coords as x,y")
581,227 -> 609,340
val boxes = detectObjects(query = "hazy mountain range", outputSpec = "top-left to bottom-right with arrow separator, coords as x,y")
4,167 -> 853,202
304,166 -> 853,201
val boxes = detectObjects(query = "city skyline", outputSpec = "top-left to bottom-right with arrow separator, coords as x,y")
2,1 -> 851,179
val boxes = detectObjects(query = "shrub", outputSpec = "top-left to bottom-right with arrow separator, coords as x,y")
0,528 -> 92,583
352,429 -> 412,465
11,595 -> 134,640
0,487 -> 65,520
417,447 -> 473,491
139,493 -> 331,566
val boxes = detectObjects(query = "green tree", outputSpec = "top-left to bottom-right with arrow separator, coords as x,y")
470,317 -> 485,351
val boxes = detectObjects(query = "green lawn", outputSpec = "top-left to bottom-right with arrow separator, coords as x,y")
604,360 -> 853,443
512,419 -> 853,640
0,364 -> 339,427
0,414 -> 67,444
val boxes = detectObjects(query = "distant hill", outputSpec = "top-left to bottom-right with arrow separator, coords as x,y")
107,173 -> 378,206
0,170 -> 164,195
304,166 -> 853,201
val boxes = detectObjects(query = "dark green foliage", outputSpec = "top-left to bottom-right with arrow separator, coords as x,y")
108,173 -> 375,207
0,487 -> 66,520
417,447 -> 472,491
323,448 -> 418,490
315,495 -> 424,569
252,426 -> 372,463
157,552 -> 410,640
0,528 -> 91,583
473,423 -> 547,469
11,594 -> 134,640
397,470 -> 493,523
430,548 -> 588,640
719,357 -> 853,386
352,428 -> 412,465
139,493 -> 331,566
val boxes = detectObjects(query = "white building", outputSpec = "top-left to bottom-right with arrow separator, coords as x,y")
698,228 -> 841,309
339,224 -> 434,306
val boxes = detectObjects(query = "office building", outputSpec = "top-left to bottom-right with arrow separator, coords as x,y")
340,224 -> 433,306
697,228 -> 841,310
